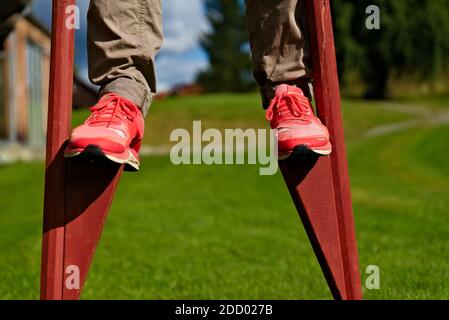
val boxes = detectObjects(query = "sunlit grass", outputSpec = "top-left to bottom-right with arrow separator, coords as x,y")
0,93 -> 448,299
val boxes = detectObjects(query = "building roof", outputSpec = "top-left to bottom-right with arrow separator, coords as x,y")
24,13 -> 50,37
0,0 -> 32,23
0,0 -> 33,40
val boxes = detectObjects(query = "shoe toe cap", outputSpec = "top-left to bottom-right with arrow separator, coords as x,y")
69,126 -> 127,153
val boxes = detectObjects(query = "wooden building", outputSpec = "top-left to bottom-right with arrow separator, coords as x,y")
0,12 -> 97,154
0,15 -> 50,147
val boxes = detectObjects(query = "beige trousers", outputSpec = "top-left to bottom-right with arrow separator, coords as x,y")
88,0 -> 309,116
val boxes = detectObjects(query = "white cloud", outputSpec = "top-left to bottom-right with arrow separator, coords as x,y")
156,0 -> 210,89
161,0 -> 209,54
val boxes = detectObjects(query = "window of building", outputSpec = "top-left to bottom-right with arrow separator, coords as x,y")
26,40 -> 45,147
0,51 -> 7,140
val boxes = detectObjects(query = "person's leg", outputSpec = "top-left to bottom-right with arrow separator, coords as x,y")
245,0 -> 331,158
65,0 -> 163,170
88,0 -> 163,117
245,0 -> 311,107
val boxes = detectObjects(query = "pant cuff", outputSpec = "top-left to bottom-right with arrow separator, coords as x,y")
260,79 -> 314,108
99,77 -> 153,117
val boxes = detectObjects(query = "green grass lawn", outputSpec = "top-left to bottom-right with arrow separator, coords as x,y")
0,93 -> 448,299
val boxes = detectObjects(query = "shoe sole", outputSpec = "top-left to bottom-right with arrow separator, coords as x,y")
278,143 -> 332,161
64,144 -> 140,172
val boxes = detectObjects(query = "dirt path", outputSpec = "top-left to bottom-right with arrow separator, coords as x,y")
361,103 -> 449,138
141,102 -> 449,155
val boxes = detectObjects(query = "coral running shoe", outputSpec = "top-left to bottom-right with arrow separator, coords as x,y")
266,84 -> 332,159
64,93 -> 144,171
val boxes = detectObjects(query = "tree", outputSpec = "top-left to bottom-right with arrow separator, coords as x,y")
196,0 -> 255,92
332,0 -> 449,98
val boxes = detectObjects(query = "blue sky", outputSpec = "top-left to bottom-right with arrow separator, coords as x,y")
31,0 -> 210,91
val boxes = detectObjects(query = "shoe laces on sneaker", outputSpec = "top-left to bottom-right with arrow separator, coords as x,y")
87,94 -> 139,127
266,90 -> 313,123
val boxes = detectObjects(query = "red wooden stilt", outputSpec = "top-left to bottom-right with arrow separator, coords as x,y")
40,0 -> 123,300
40,0 -> 360,300
279,0 -> 362,300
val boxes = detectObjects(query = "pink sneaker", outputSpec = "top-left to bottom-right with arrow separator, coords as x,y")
266,84 -> 332,159
64,93 -> 144,171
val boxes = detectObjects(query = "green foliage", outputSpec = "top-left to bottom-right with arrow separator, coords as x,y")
196,0 -> 449,97
196,0 -> 255,92
332,0 -> 449,98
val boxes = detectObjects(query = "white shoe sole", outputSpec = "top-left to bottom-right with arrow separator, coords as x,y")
278,144 -> 332,160
64,145 -> 140,171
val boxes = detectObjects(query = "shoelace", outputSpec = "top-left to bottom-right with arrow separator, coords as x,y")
266,92 -> 312,122
87,94 -> 137,127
